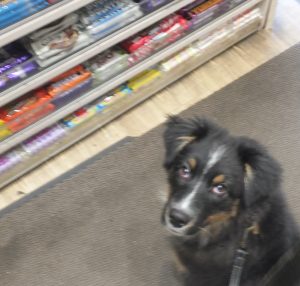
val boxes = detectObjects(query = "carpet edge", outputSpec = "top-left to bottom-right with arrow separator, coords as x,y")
0,137 -> 133,219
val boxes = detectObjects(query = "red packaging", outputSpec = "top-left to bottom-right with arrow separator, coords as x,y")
121,35 -> 152,53
50,65 -> 85,82
0,91 -> 55,132
122,14 -> 189,65
121,14 -> 189,53
46,68 -> 91,97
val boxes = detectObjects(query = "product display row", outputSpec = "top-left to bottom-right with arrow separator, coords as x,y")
0,6 -> 262,177
0,0 -> 247,93
0,0 -> 175,31
0,0 -> 251,144
0,0 -> 274,188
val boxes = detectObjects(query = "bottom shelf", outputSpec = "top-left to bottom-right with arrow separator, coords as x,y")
0,12 -> 262,189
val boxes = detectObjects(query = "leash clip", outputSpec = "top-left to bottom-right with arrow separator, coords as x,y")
228,223 -> 259,286
229,248 -> 248,286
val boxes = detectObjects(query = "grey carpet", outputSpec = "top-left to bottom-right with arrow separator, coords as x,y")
0,43 -> 300,286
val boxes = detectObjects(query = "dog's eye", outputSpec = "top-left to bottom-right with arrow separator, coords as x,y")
178,165 -> 192,180
211,184 -> 227,196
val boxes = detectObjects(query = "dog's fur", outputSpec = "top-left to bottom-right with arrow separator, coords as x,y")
161,116 -> 299,286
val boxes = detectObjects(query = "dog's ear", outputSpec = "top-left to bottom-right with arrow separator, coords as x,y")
163,116 -> 217,169
237,136 -> 282,207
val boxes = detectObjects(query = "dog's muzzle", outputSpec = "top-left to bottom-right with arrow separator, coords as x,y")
164,206 -> 198,236
169,208 -> 192,228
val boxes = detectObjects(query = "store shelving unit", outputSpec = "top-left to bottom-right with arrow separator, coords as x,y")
0,0 -> 195,105
0,0 -> 110,48
0,0 -> 277,188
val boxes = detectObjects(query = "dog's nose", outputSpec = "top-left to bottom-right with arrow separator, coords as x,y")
169,209 -> 191,228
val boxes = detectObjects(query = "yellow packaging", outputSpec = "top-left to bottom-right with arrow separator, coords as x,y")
0,120 -> 12,139
127,69 -> 161,91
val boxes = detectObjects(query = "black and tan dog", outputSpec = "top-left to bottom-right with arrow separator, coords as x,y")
161,116 -> 300,286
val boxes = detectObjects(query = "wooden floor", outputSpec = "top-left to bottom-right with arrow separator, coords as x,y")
0,0 -> 299,209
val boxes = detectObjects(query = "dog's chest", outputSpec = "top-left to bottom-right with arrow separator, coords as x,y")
176,240 -> 239,285
182,244 -> 233,270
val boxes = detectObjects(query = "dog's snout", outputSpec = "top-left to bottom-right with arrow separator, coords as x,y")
169,209 -> 191,228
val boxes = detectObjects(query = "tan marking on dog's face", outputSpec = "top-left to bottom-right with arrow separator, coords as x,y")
176,136 -> 196,153
204,212 -> 232,225
203,221 -> 228,239
212,174 -> 225,185
204,200 -> 240,226
177,136 -> 196,143
200,200 -> 240,241
187,158 -> 197,170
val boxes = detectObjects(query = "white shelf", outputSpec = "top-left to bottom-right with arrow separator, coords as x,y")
0,0 -> 99,48
0,15 -> 262,189
0,0 -> 263,155
0,0 -> 195,107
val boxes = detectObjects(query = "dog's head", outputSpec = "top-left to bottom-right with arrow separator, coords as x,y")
162,116 -> 281,239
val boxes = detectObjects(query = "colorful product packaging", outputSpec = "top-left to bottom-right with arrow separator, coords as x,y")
159,46 -> 198,71
0,91 -> 55,133
22,124 -> 67,154
179,0 -> 225,28
85,48 -> 129,83
134,0 -> 172,13
127,69 -> 161,91
121,14 -> 190,65
0,0 -> 49,29
80,0 -> 143,40
0,150 -> 24,174
46,65 -> 91,97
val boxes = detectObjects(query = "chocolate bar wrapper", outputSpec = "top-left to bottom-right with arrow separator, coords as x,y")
22,124 -> 67,154
86,5 -> 143,40
51,77 -> 93,107
0,44 -> 32,75
0,60 -> 39,91
0,150 -> 24,174
80,0 -> 138,25
33,30 -> 92,67
124,15 -> 189,65
86,48 -> 129,83
136,0 -> 172,13
186,0 -> 225,29
28,13 -> 79,41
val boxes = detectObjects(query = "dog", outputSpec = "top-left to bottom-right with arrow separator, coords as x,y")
161,116 -> 300,286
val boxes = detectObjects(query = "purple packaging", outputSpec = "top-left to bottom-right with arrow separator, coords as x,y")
179,0 -> 226,29
178,0 -> 207,18
0,60 -> 39,91
0,43 -> 33,75
0,151 -> 23,174
22,124 -> 66,154
0,53 -> 32,75
51,78 -> 93,107
191,3 -> 222,28
136,0 -> 172,12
